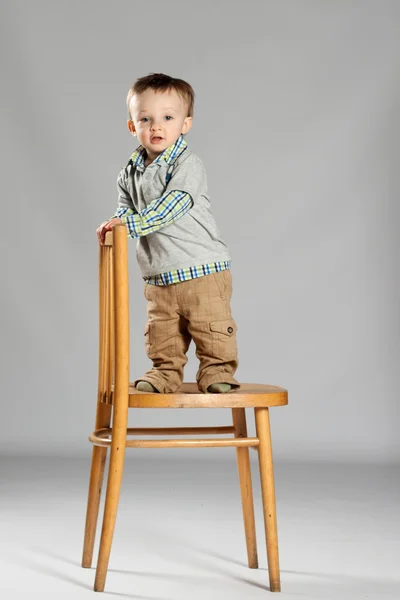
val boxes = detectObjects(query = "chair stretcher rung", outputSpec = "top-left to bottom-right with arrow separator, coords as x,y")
88,426 -> 259,449
94,425 -> 235,437
124,438 -> 259,448
131,426 -> 236,435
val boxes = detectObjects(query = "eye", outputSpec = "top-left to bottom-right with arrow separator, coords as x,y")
141,117 -> 150,123
165,115 -> 173,121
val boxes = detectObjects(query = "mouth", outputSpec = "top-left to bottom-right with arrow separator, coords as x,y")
151,136 -> 164,143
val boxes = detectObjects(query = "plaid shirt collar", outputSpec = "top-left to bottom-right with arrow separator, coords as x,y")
130,135 -> 187,171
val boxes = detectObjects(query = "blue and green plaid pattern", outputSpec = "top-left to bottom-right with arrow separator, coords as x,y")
130,134 -> 187,170
116,190 -> 192,237
144,260 -> 231,286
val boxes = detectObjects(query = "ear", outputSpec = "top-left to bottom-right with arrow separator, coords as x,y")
181,116 -> 193,135
127,119 -> 137,136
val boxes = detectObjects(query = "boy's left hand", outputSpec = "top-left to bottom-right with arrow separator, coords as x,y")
96,218 -> 122,245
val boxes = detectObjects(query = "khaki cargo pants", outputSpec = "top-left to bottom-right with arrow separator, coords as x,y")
134,269 -> 240,393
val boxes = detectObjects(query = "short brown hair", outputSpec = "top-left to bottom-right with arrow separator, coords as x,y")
126,73 -> 195,120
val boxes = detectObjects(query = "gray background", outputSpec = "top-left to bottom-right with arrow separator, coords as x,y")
1,0 -> 399,463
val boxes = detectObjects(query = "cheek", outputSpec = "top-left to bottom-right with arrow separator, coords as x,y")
172,121 -> 183,132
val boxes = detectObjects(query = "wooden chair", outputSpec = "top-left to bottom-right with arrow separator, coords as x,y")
82,224 -> 288,593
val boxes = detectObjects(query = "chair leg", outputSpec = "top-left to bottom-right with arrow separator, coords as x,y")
94,223 -> 130,592
94,438 -> 127,592
254,407 -> 281,592
232,408 -> 258,568
82,446 -> 108,568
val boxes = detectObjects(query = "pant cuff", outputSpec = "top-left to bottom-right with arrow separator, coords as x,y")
198,372 -> 240,394
133,375 -> 180,394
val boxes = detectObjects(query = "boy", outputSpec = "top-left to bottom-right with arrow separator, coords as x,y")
97,73 -> 239,394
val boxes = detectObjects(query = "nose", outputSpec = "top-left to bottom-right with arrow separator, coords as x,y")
150,120 -> 162,131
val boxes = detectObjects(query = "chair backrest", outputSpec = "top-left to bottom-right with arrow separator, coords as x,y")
97,225 -> 130,411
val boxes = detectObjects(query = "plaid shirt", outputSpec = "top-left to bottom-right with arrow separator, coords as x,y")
112,136 -> 230,285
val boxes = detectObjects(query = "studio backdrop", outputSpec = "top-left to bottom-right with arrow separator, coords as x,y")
0,0 -> 399,464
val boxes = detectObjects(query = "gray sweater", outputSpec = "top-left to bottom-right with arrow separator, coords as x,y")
115,145 -> 231,278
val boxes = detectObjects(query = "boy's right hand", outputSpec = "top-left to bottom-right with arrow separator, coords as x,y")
96,218 -> 123,245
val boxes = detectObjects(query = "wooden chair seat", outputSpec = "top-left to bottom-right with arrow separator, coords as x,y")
82,225 -> 289,594
106,382 -> 288,408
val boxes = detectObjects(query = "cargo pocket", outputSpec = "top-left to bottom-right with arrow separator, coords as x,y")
144,319 -> 177,361
209,318 -> 237,361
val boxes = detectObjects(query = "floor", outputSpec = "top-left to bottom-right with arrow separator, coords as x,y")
1,456 -> 399,599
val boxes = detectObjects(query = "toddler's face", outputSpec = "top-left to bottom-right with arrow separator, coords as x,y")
128,89 -> 192,161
